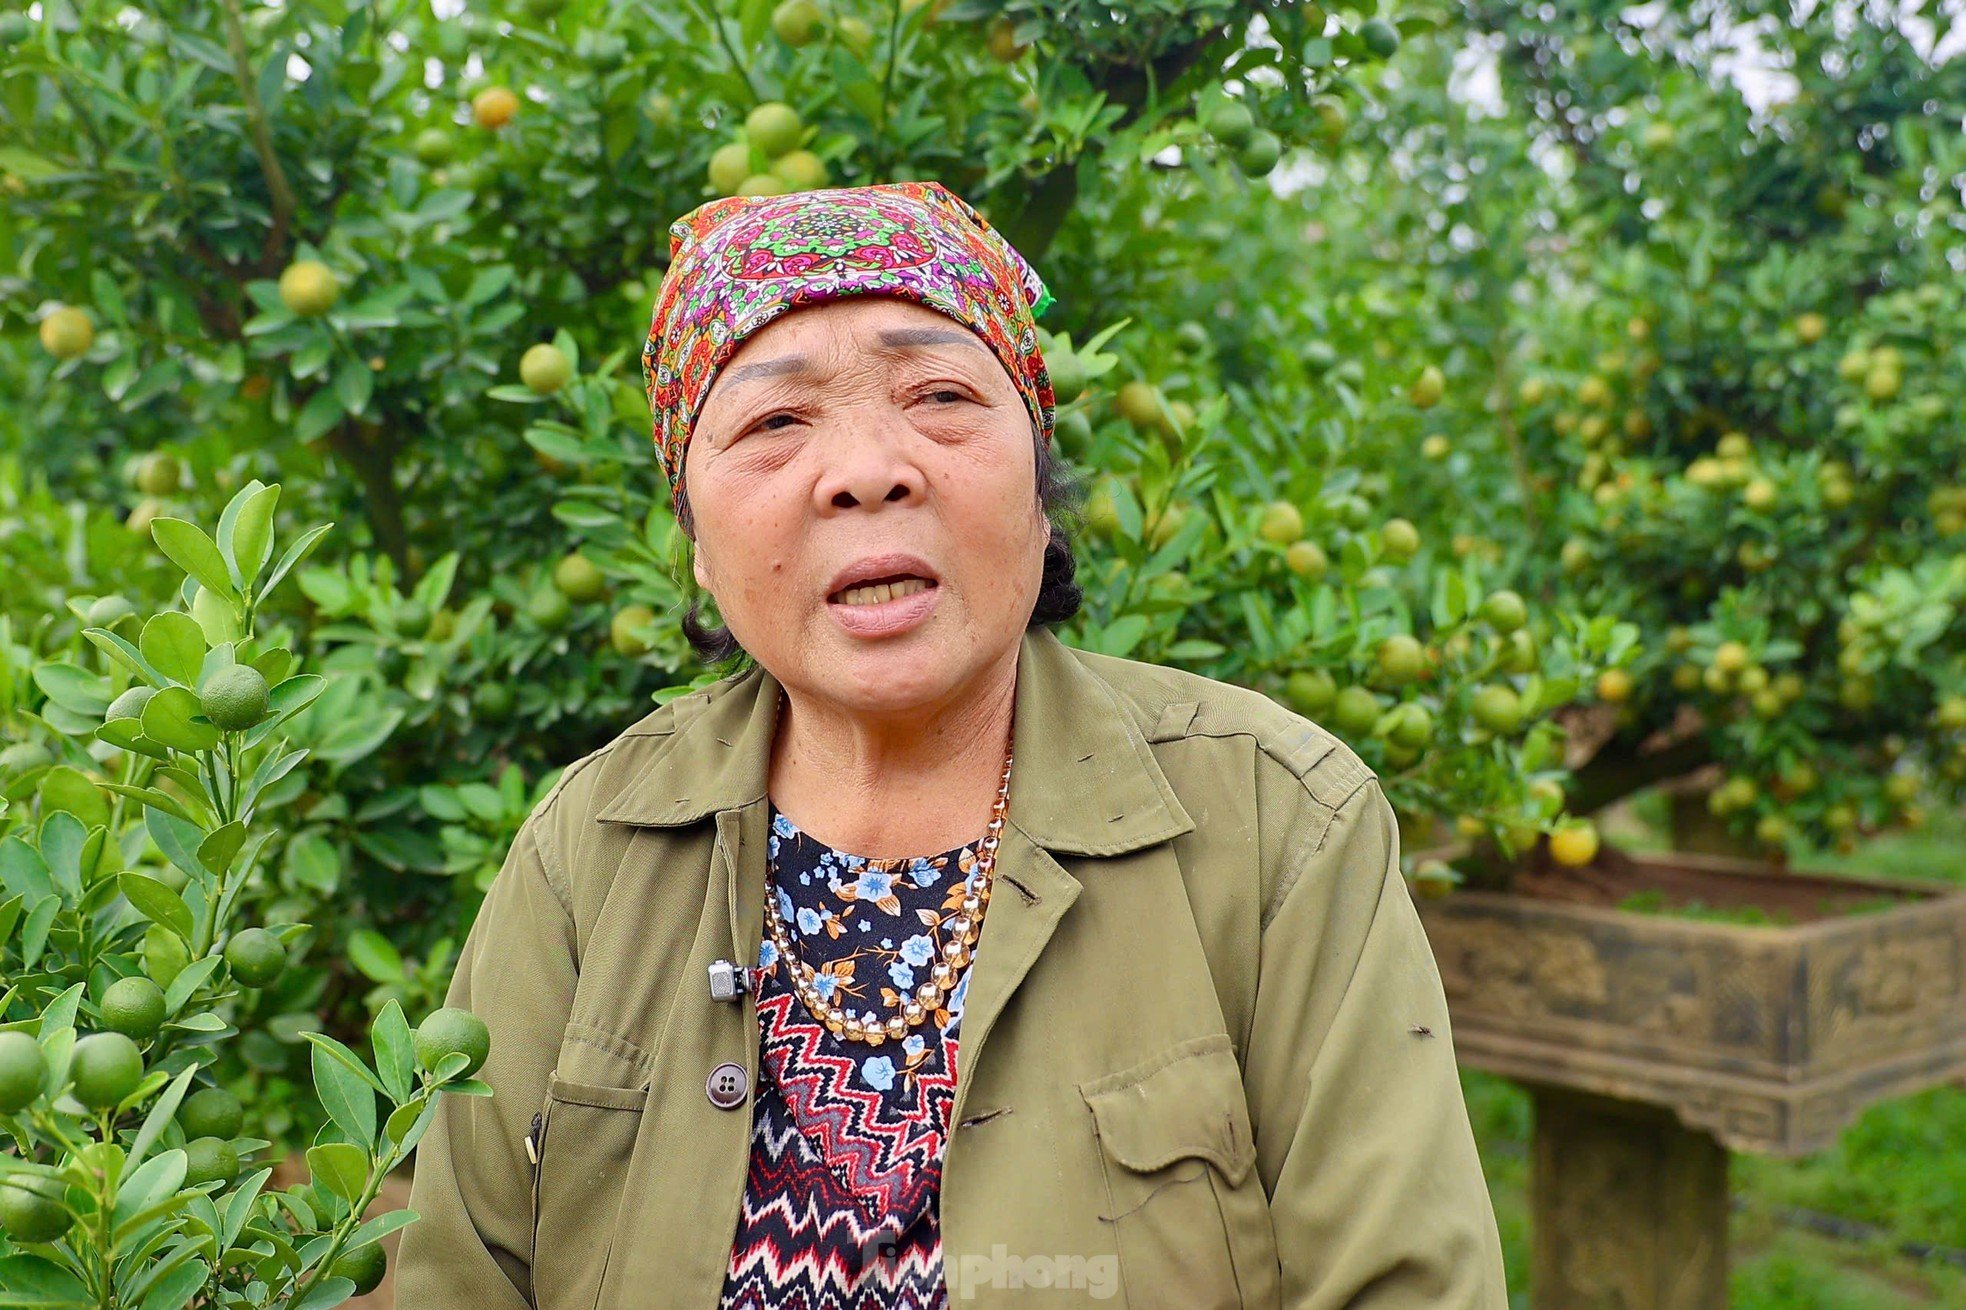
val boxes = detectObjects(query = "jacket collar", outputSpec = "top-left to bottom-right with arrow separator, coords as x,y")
592,626 -> 1193,856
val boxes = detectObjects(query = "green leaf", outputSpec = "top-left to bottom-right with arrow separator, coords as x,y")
0,1255 -> 91,1306
384,1099 -> 426,1150
144,924 -> 190,990
1,837 -> 56,902
163,955 -> 223,1015
283,831 -> 341,895
523,426 -> 592,465
140,686 -> 221,754
222,1167 -> 274,1249
265,674 -> 327,723
312,1045 -> 378,1149
487,384 -> 547,404
738,0 -> 774,48
113,1146 -> 187,1227
263,522 -> 334,599
1080,317 -> 1134,357
414,188 -> 473,222
417,786 -> 466,822
242,747 -> 309,808
127,1067 -> 198,1174
267,1183 -> 316,1230
39,766 -> 111,831
135,1257 -> 207,1310
1100,614 -> 1150,659
21,895 -> 59,968
348,929 -> 404,986
83,626 -> 166,686
0,148 -> 65,180
38,981 -> 86,1041
332,354 -> 374,415
314,705 -> 404,766
295,386 -> 344,444
139,612 -> 208,686
228,483 -> 281,589
344,1206 -> 419,1253
100,783 -> 198,827
150,519 -> 237,599
165,1012 -> 228,1034
1430,565 -> 1470,629
32,662 -> 110,716
302,1030 -> 391,1098
147,810 -> 211,882
457,266 -> 508,308
296,568 -> 352,614
197,822 -> 248,879
304,1142 -> 369,1206
371,1000 -> 415,1104
455,784 -> 505,822
120,873 -> 195,941
289,342 -> 333,384
94,719 -> 170,761
292,1275 -> 358,1310
410,552 -> 461,612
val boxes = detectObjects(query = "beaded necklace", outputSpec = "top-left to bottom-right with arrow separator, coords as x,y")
765,703 -> 1014,1048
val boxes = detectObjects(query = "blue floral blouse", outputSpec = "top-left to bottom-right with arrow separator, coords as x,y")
718,801 -> 989,1309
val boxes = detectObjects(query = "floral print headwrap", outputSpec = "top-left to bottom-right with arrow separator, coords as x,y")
642,180 -> 1057,518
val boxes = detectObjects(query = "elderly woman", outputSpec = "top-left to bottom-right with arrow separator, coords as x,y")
399,182 -> 1505,1310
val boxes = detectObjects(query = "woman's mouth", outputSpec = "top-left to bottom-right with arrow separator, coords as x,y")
826,575 -> 940,637
829,575 -> 935,606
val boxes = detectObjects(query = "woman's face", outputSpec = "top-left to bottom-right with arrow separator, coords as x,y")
684,296 -> 1049,713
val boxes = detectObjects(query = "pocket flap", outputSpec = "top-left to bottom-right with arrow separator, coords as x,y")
1080,1034 -> 1256,1187
547,1071 -> 648,1112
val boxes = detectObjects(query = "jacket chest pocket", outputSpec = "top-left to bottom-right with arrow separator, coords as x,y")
1080,1033 -> 1278,1310
529,1072 -> 647,1310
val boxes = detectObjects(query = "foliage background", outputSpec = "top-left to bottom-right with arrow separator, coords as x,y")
3,0 -> 1962,1303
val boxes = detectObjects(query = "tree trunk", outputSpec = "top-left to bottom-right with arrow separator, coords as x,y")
326,421 -> 410,574
1666,789 -> 1758,860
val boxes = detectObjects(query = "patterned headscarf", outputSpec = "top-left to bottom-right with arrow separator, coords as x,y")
642,180 -> 1057,518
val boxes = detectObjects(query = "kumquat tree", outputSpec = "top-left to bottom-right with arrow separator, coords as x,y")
4,0 -> 1962,1305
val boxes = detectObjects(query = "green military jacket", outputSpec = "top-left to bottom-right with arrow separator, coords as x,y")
396,625 -> 1507,1309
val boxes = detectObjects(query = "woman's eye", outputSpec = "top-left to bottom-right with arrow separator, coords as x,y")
923,389 -> 967,405
754,412 -> 800,432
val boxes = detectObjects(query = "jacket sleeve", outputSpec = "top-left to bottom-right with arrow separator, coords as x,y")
396,809 -> 577,1309
1244,775 -> 1509,1309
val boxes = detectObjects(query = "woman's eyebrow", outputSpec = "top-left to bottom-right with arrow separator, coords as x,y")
719,328 -> 993,391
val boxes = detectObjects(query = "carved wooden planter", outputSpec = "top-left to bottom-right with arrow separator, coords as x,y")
1413,844 -> 1966,1309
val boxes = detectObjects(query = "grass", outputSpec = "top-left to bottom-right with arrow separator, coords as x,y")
1799,807 -> 1966,889
1615,887 -> 1803,926
1463,801 -> 1966,1307
1611,889 -> 1904,926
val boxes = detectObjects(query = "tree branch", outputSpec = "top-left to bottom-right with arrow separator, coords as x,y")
219,0 -> 298,272
1565,734 -> 1713,816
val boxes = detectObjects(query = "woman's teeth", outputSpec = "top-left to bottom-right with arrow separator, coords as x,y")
835,577 -> 932,606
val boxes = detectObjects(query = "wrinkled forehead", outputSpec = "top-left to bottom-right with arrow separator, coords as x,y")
700,297 -> 1011,412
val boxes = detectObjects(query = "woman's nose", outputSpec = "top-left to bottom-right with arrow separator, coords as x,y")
817,415 -> 926,509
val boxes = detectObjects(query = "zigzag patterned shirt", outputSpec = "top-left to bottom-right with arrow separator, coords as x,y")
719,803 -> 986,1309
